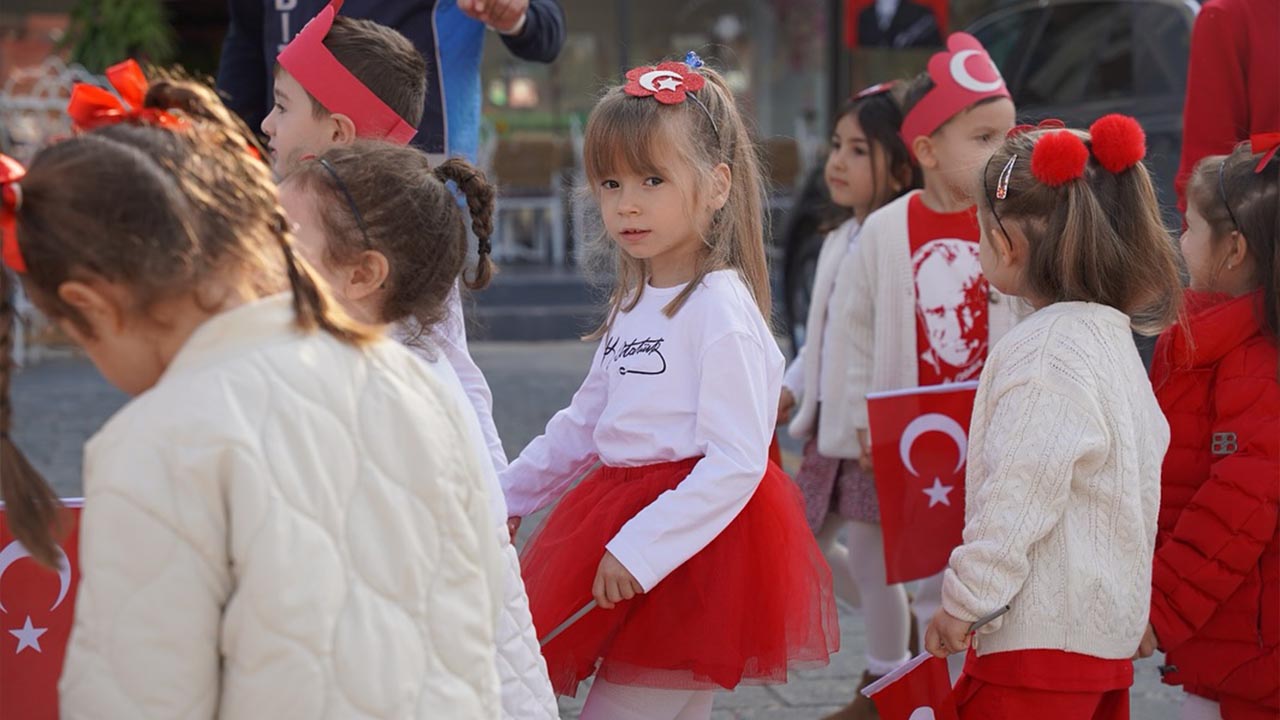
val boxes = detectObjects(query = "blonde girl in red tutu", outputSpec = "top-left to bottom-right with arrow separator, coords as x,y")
499,53 -> 840,719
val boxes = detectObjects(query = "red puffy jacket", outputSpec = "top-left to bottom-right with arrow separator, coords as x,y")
1149,290 -> 1279,719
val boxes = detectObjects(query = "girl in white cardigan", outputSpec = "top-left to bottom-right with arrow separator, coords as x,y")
924,116 -> 1184,718
279,141 -> 558,720
1,84 -> 503,718
776,81 -> 920,714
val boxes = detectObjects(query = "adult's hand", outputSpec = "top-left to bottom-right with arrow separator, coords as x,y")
458,0 -> 529,34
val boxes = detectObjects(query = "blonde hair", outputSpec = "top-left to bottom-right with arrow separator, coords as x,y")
978,127 -> 1183,336
581,64 -> 769,337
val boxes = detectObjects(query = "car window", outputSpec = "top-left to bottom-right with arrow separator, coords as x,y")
1020,2 -> 1134,106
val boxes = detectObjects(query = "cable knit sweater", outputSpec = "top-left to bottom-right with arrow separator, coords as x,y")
943,302 -> 1169,659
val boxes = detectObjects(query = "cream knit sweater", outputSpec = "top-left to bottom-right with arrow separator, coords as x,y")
943,301 -> 1169,659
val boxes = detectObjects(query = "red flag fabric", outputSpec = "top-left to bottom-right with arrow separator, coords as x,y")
867,381 -> 977,583
863,651 -> 959,720
0,500 -> 82,719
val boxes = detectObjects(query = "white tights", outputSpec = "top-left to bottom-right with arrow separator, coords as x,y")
580,678 -> 715,720
843,520 -> 913,676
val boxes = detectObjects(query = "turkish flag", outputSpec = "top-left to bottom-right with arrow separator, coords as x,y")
0,500 -> 81,719
862,651 -> 959,720
867,381 -> 977,583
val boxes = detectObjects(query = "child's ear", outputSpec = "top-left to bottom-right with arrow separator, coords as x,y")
330,113 -> 358,145
1225,230 -> 1251,270
710,162 -> 732,211
344,250 -> 390,302
56,280 -> 124,340
912,136 -> 937,171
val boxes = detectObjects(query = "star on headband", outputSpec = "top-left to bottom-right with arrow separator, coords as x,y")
624,61 -> 706,105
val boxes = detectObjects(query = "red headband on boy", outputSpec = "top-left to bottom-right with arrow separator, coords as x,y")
277,0 -> 417,145
1,154 -> 27,274
900,33 -> 1010,154
67,59 -> 188,132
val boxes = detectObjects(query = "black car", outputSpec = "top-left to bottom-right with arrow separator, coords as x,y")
780,0 -> 1197,349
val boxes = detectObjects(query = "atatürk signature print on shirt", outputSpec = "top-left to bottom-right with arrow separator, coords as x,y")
603,335 -> 668,376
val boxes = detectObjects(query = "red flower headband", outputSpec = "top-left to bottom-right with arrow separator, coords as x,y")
623,53 -> 720,141
67,59 -> 188,132
1,154 -> 27,274
277,0 -> 417,145
624,61 -> 706,104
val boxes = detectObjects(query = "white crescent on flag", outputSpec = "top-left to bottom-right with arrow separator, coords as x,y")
898,413 -> 968,478
0,540 -> 71,613
909,708 -> 938,720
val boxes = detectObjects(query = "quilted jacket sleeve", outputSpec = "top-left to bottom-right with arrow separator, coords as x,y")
59,423 -> 241,719
1150,349 -> 1280,651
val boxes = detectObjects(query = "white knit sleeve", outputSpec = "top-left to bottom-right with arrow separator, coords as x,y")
942,377 -> 1108,628
840,217 -> 879,431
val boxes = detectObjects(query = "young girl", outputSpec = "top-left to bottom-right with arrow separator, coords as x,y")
775,81 -> 921,720
277,140 -> 559,720
1140,140 -> 1279,720
0,79 -> 503,717
924,115 -> 1184,718
499,57 -> 839,719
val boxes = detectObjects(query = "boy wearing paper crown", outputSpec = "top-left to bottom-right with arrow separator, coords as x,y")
260,3 -> 559,718
824,32 -> 1018,720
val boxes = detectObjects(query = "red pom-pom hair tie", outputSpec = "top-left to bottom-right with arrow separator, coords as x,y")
1030,130 -> 1089,187
1088,114 -> 1145,173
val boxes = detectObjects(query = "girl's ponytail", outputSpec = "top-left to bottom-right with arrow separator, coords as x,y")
0,270 -> 64,568
432,159 -> 497,291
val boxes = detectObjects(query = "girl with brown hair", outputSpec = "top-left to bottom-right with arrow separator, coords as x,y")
0,71 -> 503,718
498,55 -> 839,719
924,115 -> 1184,718
278,140 -> 559,719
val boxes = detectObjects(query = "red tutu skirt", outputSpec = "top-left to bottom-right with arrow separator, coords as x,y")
520,457 -> 839,696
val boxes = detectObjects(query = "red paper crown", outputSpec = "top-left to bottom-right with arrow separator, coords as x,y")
900,33 -> 1010,154
276,0 -> 417,145
1,154 -> 27,273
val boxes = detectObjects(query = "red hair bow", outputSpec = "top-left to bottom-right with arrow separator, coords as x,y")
624,62 -> 706,105
66,59 -> 187,132
1251,131 -> 1280,173
1,154 -> 28,274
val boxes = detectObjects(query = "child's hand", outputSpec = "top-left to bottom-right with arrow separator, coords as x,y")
777,388 -> 796,425
507,516 -> 522,544
1133,623 -> 1159,659
924,608 -> 971,657
856,429 -> 875,473
592,551 -> 643,609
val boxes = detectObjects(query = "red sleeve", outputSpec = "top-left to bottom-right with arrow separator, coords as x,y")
1175,3 -> 1250,213
1149,348 -> 1280,650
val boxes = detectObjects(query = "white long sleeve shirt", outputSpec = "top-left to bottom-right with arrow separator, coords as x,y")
499,270 -> 785,592
439,283 -> 509,471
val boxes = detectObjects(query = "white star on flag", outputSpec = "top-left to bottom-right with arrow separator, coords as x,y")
656,77 -> 683,91
922,478 -> 954,508
9,615 -> 47,654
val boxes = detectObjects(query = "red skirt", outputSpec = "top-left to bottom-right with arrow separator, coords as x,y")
520,457 -> 839,695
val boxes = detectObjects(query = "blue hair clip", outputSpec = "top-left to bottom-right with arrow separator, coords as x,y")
684,51 -> 705,69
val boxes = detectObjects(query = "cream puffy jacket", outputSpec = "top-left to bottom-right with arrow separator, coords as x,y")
58,295 -> 503,719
